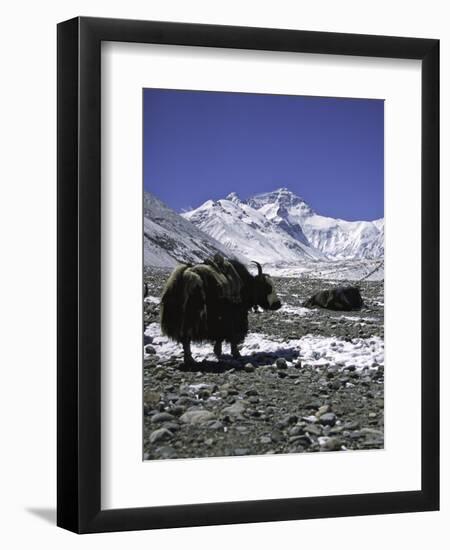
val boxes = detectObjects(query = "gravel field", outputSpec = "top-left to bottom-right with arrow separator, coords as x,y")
143,266 -> 384,460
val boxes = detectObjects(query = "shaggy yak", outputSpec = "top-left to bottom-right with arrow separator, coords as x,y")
160,254 -> 282,364
303,286 -> 363,311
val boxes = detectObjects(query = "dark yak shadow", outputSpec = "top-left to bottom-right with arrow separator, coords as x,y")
180,347 -> 300,373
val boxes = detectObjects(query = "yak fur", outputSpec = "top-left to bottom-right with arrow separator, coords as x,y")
303,285 -> 363,311
160,255 -> 281,361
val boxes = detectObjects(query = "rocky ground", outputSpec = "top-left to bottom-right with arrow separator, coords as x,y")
143,266 -> 384,460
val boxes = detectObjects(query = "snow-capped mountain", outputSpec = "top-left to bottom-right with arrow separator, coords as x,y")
183,188 -> 384,264
143,192 -> 238,267
248,188 -> 384,259
183,192 -> 323,264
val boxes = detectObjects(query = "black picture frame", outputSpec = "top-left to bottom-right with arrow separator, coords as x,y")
57,16 -> 439,534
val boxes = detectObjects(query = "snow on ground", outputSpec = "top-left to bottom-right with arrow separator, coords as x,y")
144,295 -> 160,305
278,304 -> 312,316
144,322 -> 384,371
331,314 -> 379,323
267,259 -> 384,281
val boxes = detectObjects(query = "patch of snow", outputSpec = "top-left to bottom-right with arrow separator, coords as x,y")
144,323 -> 384,370
332,315 -> 379,322
279,304 -> 313,316
144,295 -> 160,304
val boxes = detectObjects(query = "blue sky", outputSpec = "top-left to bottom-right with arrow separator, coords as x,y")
143,89 -> 384,221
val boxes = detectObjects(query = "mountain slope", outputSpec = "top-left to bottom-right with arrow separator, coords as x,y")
184,188 -> 384,264
143,192 -> 239,267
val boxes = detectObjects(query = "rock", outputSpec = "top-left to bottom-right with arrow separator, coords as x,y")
143,334 -> 152,346
180,410 -> 216,425
163,422 -> 180,432
305,424 -> 322,437
155,446 -> 177,459
151,412 -> 176,424
302,415 -> 318,424
206,420 -> 224,431
260,435 -> 271,444
169,405 -> 186,417
244,363 -> 255,372
360,428 -> 383,437
145,345 -> 157,355
234,448 -> 249,456
288,425 -> 304,437
235,425 -> 249,433
149,428 -> 173,444
277,414 -> 298,428
319,437 -> 342,451
329,426 -> 343,435
275,358 -> 288,369
270,430 -> 284,443
319,412 -> 337,426
165,392 -> 179,402
222,401 -> 246,417
176,396 -> 195,407
144,390 -> 161,407
343,420 -> 360,430
317,404 -> 331,416
294,435 -> 312,447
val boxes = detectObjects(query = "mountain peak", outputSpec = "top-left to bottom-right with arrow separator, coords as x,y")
247,187 -> 313,215
226,191 -> 241,203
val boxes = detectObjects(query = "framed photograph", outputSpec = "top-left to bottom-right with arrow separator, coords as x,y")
57,17 -> 439,533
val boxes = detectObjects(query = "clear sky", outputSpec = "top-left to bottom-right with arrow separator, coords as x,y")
143,89 -> 384,221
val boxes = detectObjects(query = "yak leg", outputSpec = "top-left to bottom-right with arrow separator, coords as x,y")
230,340 -> 241,359
182,338 -> 194,364
213,340 -> 223,358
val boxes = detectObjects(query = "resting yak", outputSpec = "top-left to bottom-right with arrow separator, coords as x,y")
160,254 -> 281,364
303,285 -> 363,311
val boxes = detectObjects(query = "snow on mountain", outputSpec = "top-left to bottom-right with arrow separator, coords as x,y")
182,192 -> 323,264
247,188 -> 384,260
144,186 -> 383,272
143,192 -> 239,267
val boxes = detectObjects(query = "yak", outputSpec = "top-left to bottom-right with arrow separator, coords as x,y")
303,285 -> 363,311
160,254 -> 281,364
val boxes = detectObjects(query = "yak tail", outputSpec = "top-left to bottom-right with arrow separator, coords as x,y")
160,265 -> 207,342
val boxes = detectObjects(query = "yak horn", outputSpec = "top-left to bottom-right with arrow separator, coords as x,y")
251,261 -> 263,277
